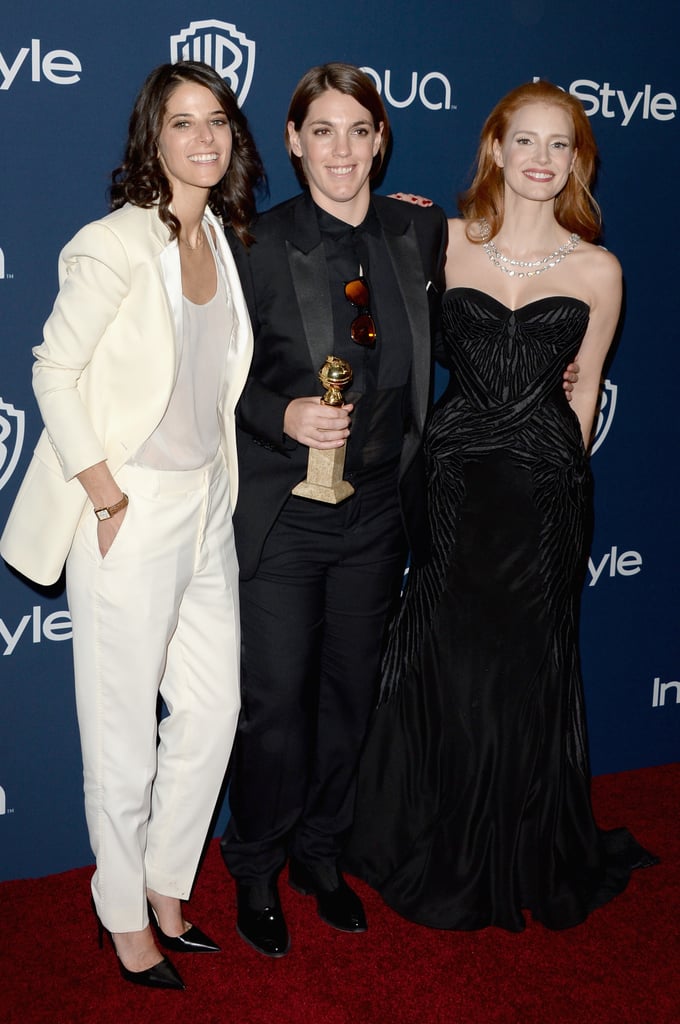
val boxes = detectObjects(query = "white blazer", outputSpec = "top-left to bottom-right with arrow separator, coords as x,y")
0,203 -> 253,585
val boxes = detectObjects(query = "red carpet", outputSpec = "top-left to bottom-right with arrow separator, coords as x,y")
1,763 -> 677,1024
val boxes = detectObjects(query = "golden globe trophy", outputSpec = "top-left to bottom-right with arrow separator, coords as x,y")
291,355 -> 355,504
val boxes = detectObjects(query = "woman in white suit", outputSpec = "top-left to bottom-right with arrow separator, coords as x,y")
0,62 -> 264,989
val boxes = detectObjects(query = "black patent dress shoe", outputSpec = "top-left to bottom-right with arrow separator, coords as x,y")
288,859 -> 367,933
148,901 -> 220,953
236,882 -> 290,957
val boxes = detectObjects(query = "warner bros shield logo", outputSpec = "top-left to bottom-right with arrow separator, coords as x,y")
591,379 -> 618,455
170,20 -> 256,106
0,397 -> 25,491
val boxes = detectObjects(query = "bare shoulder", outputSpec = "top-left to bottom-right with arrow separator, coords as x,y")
577,239 -> 622,287
447,216 -> 475,240
447,217 -> 480,252
445,218 -> 483,285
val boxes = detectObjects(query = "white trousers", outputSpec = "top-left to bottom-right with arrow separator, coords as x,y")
66,453 -> 240,932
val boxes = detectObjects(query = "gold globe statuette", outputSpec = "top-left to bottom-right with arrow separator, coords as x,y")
291,355 -> 355,504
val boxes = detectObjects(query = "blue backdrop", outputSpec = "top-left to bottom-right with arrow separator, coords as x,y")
1,0 -> 678,881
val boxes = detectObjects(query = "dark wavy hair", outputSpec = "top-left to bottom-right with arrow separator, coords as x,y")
459,80 -> 601,243
110,61 -> 265,245
285,63 -> 390,188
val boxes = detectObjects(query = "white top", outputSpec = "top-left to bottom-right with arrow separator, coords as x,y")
132,231 -> 234,471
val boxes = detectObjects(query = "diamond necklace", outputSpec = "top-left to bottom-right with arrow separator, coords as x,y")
480,218 -> 580,279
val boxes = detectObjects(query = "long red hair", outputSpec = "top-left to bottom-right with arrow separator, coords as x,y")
459,80 -> 601,242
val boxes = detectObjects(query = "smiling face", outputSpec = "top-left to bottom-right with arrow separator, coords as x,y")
287,89 -> 383,224
493,101 -> 577,204
156,81 -> 233,201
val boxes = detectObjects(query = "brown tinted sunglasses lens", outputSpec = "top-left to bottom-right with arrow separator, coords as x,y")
345,278 -> 370,307
345,278 -> 377,346
351,314 -> 377,345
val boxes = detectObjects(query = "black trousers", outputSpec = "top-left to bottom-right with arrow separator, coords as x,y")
222,467 -> 406,884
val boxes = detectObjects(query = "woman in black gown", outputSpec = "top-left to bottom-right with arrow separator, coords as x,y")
346,80 -> 656,932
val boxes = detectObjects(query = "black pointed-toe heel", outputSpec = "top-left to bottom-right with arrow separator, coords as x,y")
116,954 -> 185,990
147,900 -> 220,953
95,905 -> 185,990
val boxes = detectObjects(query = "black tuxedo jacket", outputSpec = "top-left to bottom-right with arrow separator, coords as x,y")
231,192 -> 447,579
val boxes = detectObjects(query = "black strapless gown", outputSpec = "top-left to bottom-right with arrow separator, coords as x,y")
345,288 -> 656,931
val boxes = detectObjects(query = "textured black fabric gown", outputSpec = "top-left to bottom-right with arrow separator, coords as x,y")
345,287 -> 655,931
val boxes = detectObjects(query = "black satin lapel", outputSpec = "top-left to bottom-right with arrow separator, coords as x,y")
287,241 -> 335,375
384,224 -> 430,431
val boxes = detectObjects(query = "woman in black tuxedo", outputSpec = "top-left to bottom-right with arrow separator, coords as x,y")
220,63 -> 448,957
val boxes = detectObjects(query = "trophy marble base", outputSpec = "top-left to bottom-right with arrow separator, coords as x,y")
291,445 -> 355,504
